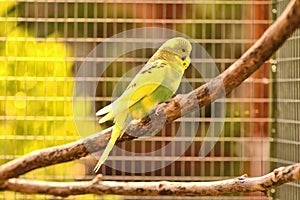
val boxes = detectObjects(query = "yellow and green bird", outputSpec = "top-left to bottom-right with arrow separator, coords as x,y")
94,37 -> 192,172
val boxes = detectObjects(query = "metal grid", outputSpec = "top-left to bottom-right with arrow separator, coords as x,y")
271,0 -> 300,199
0,0 -> 277,199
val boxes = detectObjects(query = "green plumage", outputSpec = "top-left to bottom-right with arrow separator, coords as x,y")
94,37 -> 192,172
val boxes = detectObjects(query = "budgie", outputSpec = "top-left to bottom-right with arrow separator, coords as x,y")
94,37 -> 192,172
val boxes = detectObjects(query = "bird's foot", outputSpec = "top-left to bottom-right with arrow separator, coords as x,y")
155,103 -> 166,116
131,119 -> 141,125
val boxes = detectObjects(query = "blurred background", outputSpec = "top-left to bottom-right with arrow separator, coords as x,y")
0,0 -> 299,199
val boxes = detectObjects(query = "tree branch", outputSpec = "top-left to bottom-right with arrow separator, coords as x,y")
1,164 -> 299,197
1,0 -> 300,182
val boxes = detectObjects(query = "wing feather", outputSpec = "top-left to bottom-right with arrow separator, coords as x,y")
109,60 -> 169,114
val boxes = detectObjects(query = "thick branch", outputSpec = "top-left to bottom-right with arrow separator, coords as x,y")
0,0 -> 300,182
1,164 -> 300,197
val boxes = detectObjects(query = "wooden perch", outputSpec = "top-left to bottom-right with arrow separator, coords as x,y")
1,164 -> 300,197
0,0 -> 300,197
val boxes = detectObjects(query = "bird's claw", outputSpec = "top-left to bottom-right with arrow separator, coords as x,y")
155,103 -> 166,116
131,119 -> 141,125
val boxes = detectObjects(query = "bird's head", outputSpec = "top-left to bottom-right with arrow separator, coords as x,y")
159,37 -> 192,69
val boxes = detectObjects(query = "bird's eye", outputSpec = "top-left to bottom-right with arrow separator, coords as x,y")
181,48 -> 186,52
181,56 -> 186,61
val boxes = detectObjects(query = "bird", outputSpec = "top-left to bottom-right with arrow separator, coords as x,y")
94,37 -> 192,172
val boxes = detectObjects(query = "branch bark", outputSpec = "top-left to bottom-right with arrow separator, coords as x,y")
0,0 -> 300,196
1,164 -> 300,197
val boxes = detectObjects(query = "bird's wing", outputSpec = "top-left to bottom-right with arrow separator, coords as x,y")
108,60 -> 169,115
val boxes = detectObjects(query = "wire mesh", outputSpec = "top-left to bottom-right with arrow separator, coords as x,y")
0,0 -> 295,199
271,0 -> 300,199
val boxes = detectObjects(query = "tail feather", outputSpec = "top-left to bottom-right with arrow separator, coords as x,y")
96,104 -> 114,124
98,112 -> 114,124
94,124 -> 121,173
96,104 -> 112,116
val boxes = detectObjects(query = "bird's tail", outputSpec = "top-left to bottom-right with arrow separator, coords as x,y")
93,124 -> 121,173
96,104 -> 112,116
98,112 -> 114,124
96,104 -> 114,124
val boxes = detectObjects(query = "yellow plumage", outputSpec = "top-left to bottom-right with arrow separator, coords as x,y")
94,37 -> 192,172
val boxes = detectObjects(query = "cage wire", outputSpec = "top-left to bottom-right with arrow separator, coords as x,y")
0,0 -> 298,199
271,0 -> 300,200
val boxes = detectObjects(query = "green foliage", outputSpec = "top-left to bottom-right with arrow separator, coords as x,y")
0,1 -> 79,177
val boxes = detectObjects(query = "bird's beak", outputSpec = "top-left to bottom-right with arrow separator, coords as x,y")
186,56 -> 191,66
